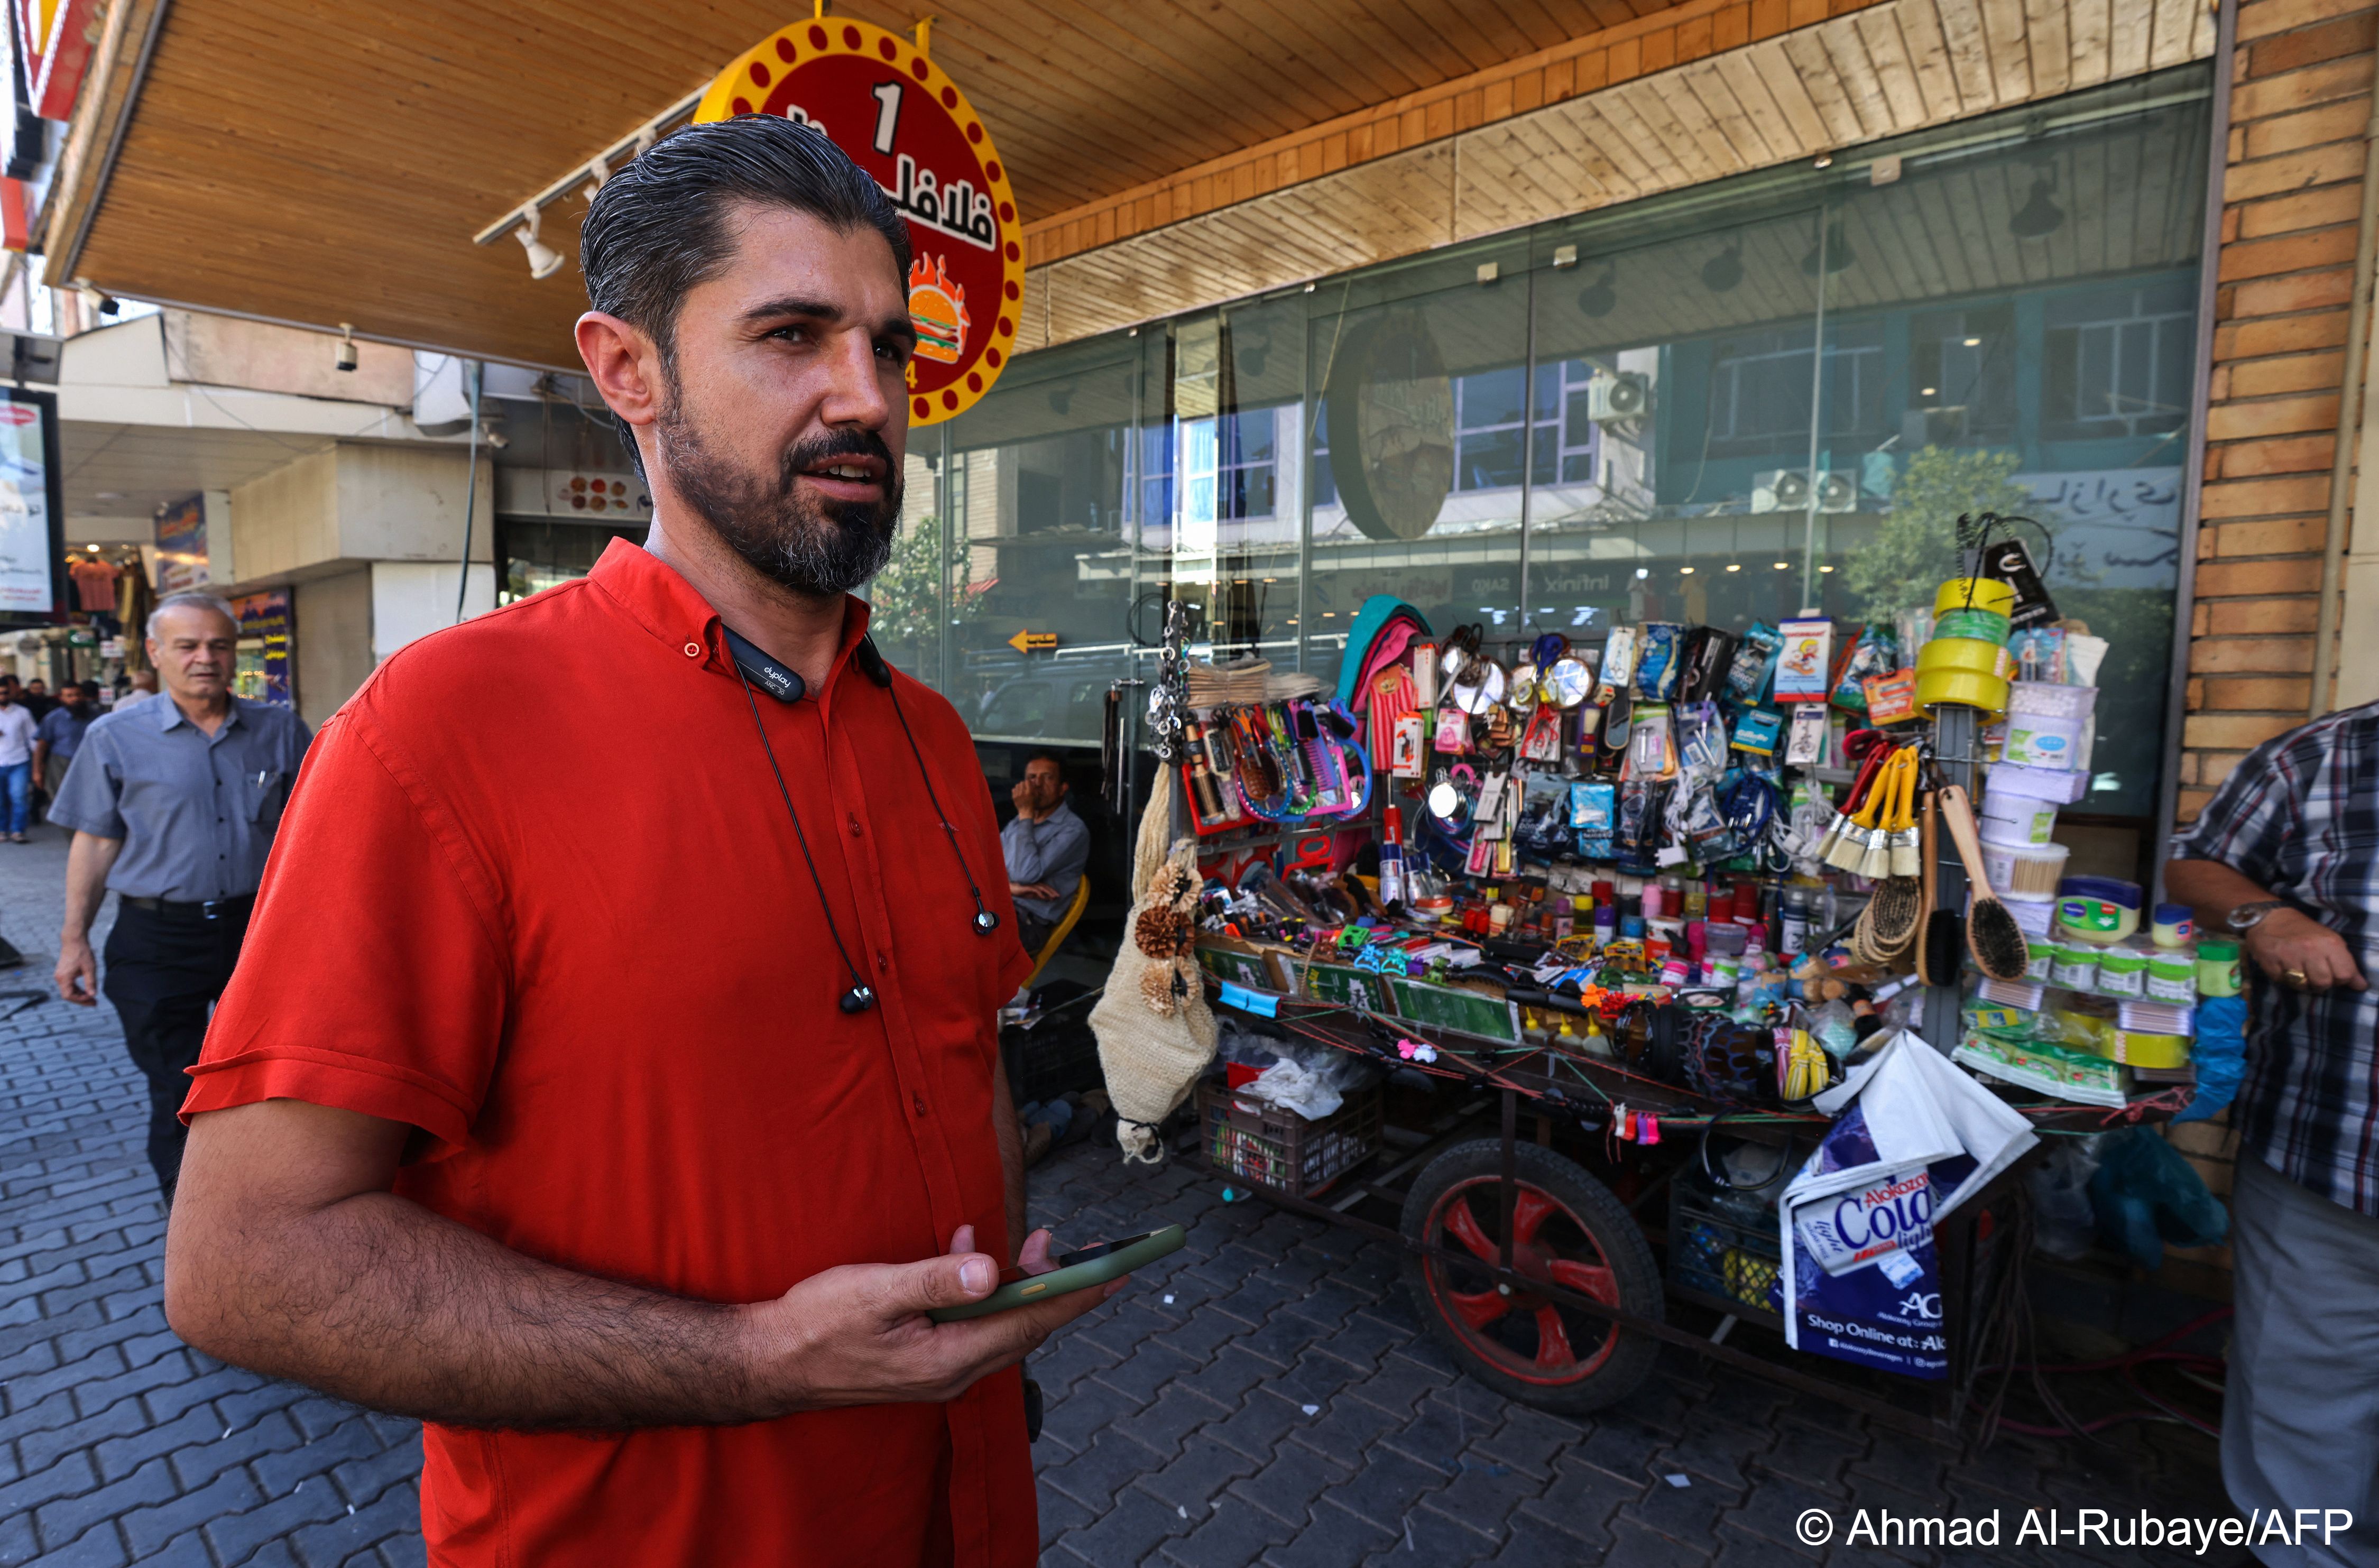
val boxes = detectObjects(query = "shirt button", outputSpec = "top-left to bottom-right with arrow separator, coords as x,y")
912,1094 -> 928,1117
848,814 -> 862,838
875,952 -> 890,974
683,642 -> 701,659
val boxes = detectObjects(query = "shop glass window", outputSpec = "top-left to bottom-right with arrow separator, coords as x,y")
2043,280 -> 2197,441
907,70 -> 2209,828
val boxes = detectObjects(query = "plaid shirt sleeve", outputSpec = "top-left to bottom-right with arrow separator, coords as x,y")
2169,732 -> 2305,890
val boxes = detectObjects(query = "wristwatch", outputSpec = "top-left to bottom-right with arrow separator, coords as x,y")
2226,900 -> 2290,934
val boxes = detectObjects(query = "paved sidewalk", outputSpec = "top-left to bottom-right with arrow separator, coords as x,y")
0,821 -> 2242,1565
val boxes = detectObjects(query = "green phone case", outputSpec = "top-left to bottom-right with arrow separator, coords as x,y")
927,1224 -> 1187,1322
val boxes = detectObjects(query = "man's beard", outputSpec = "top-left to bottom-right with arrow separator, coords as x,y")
655,390 -> 901,598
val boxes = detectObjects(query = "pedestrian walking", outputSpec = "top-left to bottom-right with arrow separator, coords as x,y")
163,118 -> 1099,1568
49,593 -> 311,1202
0,680 -> 35,843
32,681 -> 97,820
2168,703 -> 2379,1568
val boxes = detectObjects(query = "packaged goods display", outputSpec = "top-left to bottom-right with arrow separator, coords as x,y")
1129,511 -> 2202,1410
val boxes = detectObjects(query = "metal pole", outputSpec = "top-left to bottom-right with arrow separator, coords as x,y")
1799,207 -> 1830,607
455,362 -> 482,625
2150,6 -> 2239,902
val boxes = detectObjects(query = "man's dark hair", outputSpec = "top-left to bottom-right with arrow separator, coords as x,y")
1025,752 -> 1067,780
580,117 -> 911,476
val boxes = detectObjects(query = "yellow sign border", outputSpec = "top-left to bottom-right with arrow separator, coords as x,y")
695,17 -> 1025,427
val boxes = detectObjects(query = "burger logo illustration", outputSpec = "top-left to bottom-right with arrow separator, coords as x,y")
908,254 -> 971,365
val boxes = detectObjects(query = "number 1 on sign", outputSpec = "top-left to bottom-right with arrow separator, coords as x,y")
870,82 -> 902,154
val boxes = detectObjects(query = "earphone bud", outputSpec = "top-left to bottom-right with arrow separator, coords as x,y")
974,909 -> 1000,935
840,984 -> 877,1014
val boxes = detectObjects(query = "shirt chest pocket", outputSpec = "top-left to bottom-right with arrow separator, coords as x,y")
228,766 -> 291,828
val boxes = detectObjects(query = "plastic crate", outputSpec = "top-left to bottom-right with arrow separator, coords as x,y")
1196,1080 -> 1382,1199
1667,1180 -> 1786,1327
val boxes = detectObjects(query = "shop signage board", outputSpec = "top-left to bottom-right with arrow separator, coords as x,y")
0,388 -> 61,616
695,18 -> 1025,427
231,589 -> 293,706
1007,629 -> 1057,653
154,494 -> 208,594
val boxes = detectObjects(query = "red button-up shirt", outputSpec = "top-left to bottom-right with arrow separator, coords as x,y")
186,540 -> 1036,1566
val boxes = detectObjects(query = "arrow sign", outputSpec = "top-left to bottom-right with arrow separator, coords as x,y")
1008,630 -> 1059,654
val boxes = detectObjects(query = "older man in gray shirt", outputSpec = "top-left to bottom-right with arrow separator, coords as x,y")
1002,751 -> 1090,962
51,593 -> 311,1201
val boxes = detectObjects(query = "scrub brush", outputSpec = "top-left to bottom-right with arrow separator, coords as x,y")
1818,749 -> 1888,870
1916,788 -> 1962,986
1853,751 -> 1904,880
1939,785 -> 2030,982
1886,752 -> 1923,880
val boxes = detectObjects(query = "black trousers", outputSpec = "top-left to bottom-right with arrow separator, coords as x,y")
103,899 -> 251,1201
1015,910 -> 1056,966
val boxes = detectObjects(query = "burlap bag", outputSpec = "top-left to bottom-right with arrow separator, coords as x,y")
1092,776 -> 1216,1163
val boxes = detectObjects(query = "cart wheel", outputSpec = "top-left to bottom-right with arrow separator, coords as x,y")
1399,1139 -> 1662,1414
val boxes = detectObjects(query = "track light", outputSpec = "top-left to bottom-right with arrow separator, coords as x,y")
1701,245 -> 1744,294
2009,173 -> 2065,239
335,323 -> 358,373
97,293 -> 119,317
513,206 -> 566,280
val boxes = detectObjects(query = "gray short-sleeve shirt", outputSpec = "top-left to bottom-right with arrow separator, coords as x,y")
50,697 -> 314,902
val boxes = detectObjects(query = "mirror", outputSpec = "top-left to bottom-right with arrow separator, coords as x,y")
1546,656 -> 1597,708
1452,660 -> 1508,715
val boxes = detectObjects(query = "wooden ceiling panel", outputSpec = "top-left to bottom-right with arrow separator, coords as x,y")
66,0 -> 1718,369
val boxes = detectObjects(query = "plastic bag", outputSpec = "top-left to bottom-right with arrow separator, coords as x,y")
2027,1137 -> 2100,1260
2174,994 -> 2245,1124
2087,1126 -> 2228,1271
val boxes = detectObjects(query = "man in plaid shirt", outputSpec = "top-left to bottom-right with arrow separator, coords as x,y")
2169,705 -> 2379,1567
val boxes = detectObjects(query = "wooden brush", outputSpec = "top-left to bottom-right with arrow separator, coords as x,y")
1917,788 -> 1961,986
1940,785 -> 2031,982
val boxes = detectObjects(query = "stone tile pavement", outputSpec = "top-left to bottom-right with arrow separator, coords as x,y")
0,821 -> 2243,1564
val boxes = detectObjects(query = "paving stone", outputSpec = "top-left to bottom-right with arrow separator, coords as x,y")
1603,1513 -> 1715,1566
1225,1441 -> 1351,1529
1128,1383 -> 1234,1460
253,1417 -> 390,1496
1343,1351 -> 1454,1418
1037,1482 -> 1097,1550
1257,1499 -> 1397,1568
1094,1340 -> 1205,1408
1040,1372 -> 1142,1457
1384,1390 -> 1496,1477
1206,1389 -> 1309,1463
168,1406 -> 308,1492
22,1523 -> 130,1567
283,1480 -> 422,1568
1474,1406 -> 1582,1481
1423,1456 -> 1551,1542
1321,1448 -> 1452,1533
33,1456 -> 176,1554
1043,1430 -> 1168,1513
1157,1496 -> 1296,1568
1053,1482 -> 1192,1566
1288,1392 -> 1403,1471
200,1479 -> 354,1567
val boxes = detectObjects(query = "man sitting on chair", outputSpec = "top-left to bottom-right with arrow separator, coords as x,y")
1002,752 -> 1089,962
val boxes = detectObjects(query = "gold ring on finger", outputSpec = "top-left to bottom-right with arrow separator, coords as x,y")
2285,967 -> 2309,989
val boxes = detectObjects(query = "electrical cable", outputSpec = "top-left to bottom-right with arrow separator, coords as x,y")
875,644 -> 1000,936
731,656 -> 879,1013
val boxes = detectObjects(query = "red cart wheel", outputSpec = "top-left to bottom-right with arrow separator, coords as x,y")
1399,1139 -> 1662,1414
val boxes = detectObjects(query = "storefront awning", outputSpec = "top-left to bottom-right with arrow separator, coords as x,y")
43,0 -> 1707,371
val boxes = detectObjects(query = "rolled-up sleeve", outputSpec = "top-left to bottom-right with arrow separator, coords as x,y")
183,711 -> 508,1158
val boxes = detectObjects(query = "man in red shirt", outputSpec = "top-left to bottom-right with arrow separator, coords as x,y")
162,118 -> 1111,1564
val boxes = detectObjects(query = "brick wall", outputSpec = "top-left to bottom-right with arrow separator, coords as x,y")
2184,0 -> 2377,820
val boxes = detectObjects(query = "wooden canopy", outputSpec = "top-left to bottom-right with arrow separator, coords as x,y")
45,0 -> 1697,371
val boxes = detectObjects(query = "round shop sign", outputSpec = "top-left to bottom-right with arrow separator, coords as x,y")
696,18 -> 1025,426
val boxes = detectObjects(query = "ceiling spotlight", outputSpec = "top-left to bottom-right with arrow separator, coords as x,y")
97,293 -> 120,317
1701,244 -> 1744,294
1575,264 -> 1618,319
1813,153 -> 1834,169
1820,564 -> 1837,573
1920,386 -> 1937,398
1680,565 -> 1696,575
335,322 -> 358,373
93,491 -> 122,501
513,206 -> 566,280
2009,172 -> 2065,239
1773,560 -> 1792,569
1801,222 -> 1853,276
84,543 -> 99,552
1726,561 -> 1743,573
1962,336 -> 1981,347
1634,567 -> 1650,579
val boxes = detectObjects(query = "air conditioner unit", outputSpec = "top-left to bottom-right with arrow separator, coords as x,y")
1585,370 -> 1652,423
1750,469 -> 1859,513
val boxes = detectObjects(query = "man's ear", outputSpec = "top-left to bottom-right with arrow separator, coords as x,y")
576,311 -> 666,439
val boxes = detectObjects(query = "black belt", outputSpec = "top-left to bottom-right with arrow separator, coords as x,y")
122,894 -> 254,921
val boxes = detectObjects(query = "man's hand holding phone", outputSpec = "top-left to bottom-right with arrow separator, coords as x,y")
736,1223 -> 1118,1414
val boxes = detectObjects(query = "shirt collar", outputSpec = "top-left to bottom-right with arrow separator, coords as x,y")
587,537 -> 874,691
156,695 -> 243,733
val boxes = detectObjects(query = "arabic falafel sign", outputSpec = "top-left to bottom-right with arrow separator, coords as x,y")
695,18 -> 1025,426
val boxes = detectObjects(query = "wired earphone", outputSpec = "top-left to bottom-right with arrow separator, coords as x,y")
722,623 -> 999,1014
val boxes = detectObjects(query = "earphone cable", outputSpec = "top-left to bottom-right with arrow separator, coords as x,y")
732,658 -> 875,1004
876,646 -> 997,931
